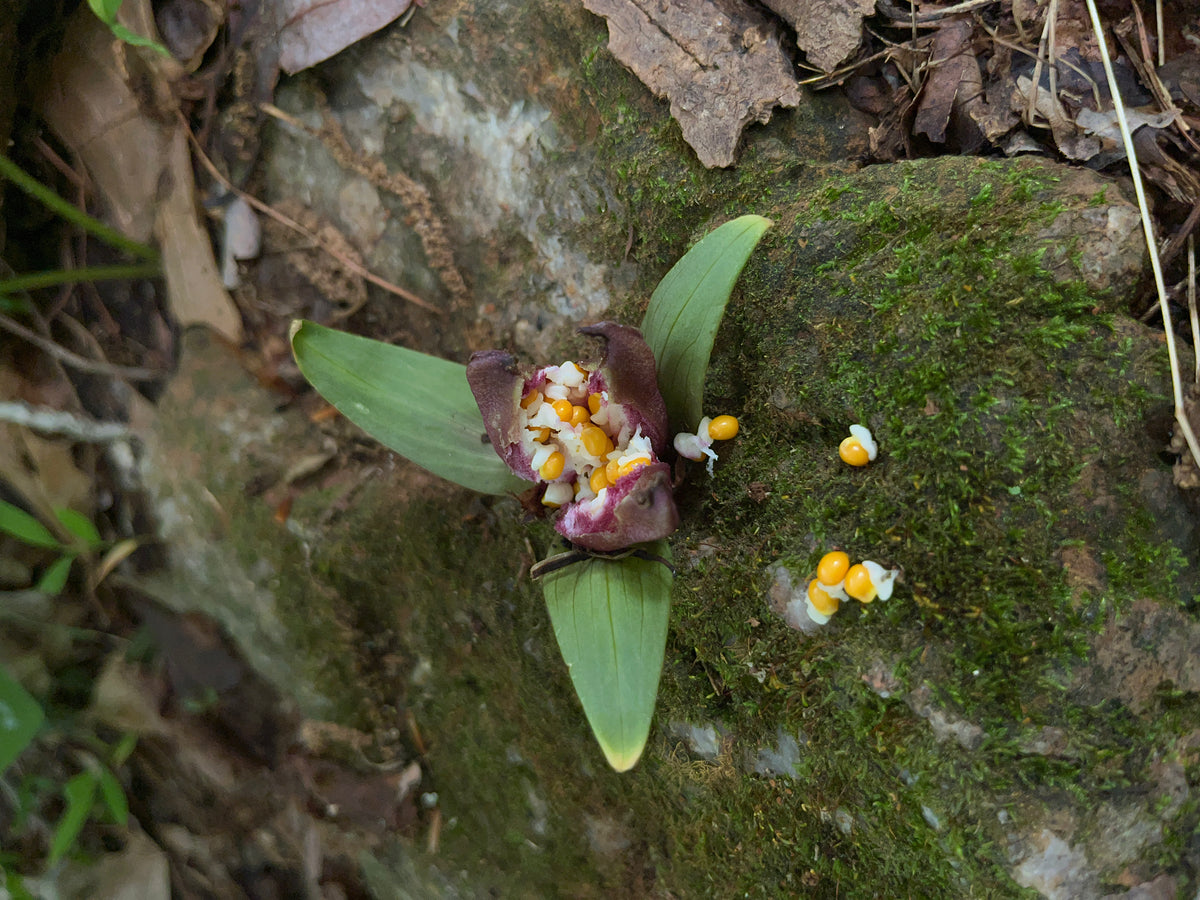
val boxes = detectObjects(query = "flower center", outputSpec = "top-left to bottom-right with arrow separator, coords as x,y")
519,361 -> 654,508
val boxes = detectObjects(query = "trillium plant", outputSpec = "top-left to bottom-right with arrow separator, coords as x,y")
291,215 -> 771,770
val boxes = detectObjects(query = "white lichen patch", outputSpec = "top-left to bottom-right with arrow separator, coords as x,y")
353,43 -> 618,343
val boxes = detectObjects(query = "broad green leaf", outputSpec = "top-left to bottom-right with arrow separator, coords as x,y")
48,772 -> 98,866
35,555 -> 75,595
54,508 -> 102,548
541,542 -> 673,772
0,501 -> 59,549
0,667 -> 43,774
642,215 -> 772,430
290,321 -> 527,496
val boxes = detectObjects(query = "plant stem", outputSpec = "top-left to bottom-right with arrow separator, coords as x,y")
1082,0 -> 1200,464
0,155 -> 159,262
0,262 -> 162,295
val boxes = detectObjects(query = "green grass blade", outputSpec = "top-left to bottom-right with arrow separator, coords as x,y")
541,542 -> 673,771
0,156 -> 158,262
48,772 -> 98,866
54,508 -> 102,548
0,667 -> 44,774
35,555 -> 75,595
641,215 -> 771,430
0,501 -> 60,549
95,766 -> 129,825
290,321 -> 527,496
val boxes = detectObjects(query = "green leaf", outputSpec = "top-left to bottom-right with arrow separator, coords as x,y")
95,766 -> 129,825
290,321 -> 527,496
107,22 -> 172,57
110,731 -> 138,767
48,772 -> 98,866
5,869 -> 35,900
641,215 -> 772,430
86,0 -> 172,56
0,501 -> 60,549
0,667 -> 43,774
540,542 -> 673,771
54,508 -> 102,548
35,555 -> 75,595
86,0 -> 122,24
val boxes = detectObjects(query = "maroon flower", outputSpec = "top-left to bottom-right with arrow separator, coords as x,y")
467,322 -> 679,552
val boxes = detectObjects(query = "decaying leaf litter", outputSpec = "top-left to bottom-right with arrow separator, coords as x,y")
1,0 -> 1200,895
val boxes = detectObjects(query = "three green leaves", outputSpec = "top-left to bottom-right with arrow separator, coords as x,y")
291,215 -> 770,769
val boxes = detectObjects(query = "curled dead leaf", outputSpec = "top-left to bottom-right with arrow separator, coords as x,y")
583,0 -> 800,168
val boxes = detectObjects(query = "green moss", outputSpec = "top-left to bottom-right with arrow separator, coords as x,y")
200,144 -> 1191,892
635,157 -> 1190,894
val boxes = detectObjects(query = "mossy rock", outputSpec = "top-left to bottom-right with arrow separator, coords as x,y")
141,151 -> 1198,896
137,1 -> 1198,895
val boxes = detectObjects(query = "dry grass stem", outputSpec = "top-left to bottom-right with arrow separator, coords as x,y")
1083,0 -> 1200,465
178,112 -> 441,315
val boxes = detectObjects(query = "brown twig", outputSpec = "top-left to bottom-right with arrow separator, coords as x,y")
177,111 -> 442,315
0,312 -> 166,381
261,100 -> 471,311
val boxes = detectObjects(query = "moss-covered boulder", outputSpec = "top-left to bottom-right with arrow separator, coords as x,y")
134,2 -> 1200,896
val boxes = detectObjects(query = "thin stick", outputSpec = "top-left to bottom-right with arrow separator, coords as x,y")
0,155 -> 159,262
0,401 -> 130,442
1046,0 -> 1059,122
177,112 -> 441,315
0,312 -> 166,381
1190,235 -> 1198,385
1083,0 -> 1200,464
1026,2 -> 1052,125
1156,0 -> 1164,68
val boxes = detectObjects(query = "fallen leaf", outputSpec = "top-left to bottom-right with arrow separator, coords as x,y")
913,17 -> 986,150
761,0 -> 874,74
38,8 -> 243,341
583,0 -> 801,168
1075,106 -> 1178,144
154,0 -> 224,71
276,0 -> 414,75
1015,75 -> 1100,161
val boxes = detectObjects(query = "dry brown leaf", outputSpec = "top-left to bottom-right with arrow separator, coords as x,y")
276,0 -> 414,75
1171,385 -> 1200,489
157,127 -> 245,340
154,0 -> 225,71
37,7 -> 243,342
913,17 -> 985,149
1015,75 -> 1099,161
583,0 -> 801,168
40,10 -> 172,243
762,0 -> 874,74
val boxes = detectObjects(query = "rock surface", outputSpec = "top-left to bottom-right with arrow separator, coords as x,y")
133,1 -> 1200,896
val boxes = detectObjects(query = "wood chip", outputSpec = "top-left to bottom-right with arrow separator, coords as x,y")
584,0 -> 801,168
761,0 -> 874,74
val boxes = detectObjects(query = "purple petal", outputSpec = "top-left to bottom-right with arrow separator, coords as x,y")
466,350 -> 538,482
556,462 -> 679,552
578,322 -> 669,455
467,324 -> 680,551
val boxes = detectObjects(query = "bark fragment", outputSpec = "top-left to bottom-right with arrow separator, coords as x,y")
583,0 -> 801,168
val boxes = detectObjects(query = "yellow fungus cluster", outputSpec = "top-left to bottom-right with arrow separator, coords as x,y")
519,361 -> 653,509
804,550 -> 899,626
839,424 -> 878,467
673,414 -> 740,475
